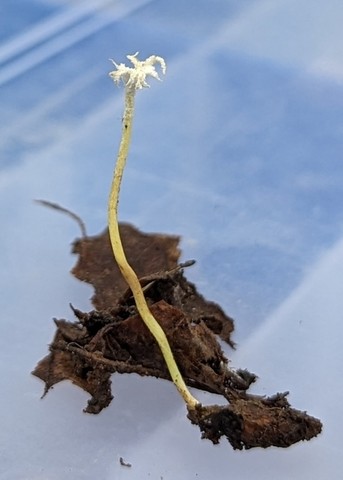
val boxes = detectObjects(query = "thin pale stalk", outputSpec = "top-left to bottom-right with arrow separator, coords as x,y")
108,88 -> 199,410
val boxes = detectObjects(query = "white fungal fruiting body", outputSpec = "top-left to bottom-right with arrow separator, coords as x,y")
108,51 -> 199,410
109,52 -> 166,90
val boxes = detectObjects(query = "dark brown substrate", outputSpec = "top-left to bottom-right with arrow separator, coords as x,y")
32,224 -> 322,450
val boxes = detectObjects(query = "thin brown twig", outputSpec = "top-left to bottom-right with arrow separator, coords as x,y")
35,199 -> 87,237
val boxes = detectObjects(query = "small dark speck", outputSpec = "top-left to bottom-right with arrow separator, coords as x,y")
119,457 -> 132,468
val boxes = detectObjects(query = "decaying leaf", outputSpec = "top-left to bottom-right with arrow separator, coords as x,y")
32,223 -> 322,450
71,225 -> 235,345
71,224 -> 180,309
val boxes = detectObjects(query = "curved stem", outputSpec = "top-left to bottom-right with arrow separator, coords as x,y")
108,88 -> 199,410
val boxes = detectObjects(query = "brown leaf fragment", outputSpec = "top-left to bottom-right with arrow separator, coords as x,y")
33,321 -> 114,413
33,299 -> 322,447
32,301 -> 239,412
71,224 -> 180,310
71,224 -> 235,346
33,221 -> 322,449
129,266 -> 235,347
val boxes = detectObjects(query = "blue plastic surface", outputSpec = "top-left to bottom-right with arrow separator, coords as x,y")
1,1 -> 342,478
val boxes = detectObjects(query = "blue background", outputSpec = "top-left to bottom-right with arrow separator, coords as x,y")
1,1 -> 342,478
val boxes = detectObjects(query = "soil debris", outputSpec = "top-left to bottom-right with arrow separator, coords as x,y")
32,224 -> 322,450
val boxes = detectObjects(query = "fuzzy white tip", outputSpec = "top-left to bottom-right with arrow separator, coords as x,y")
109,52 -> 166,90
